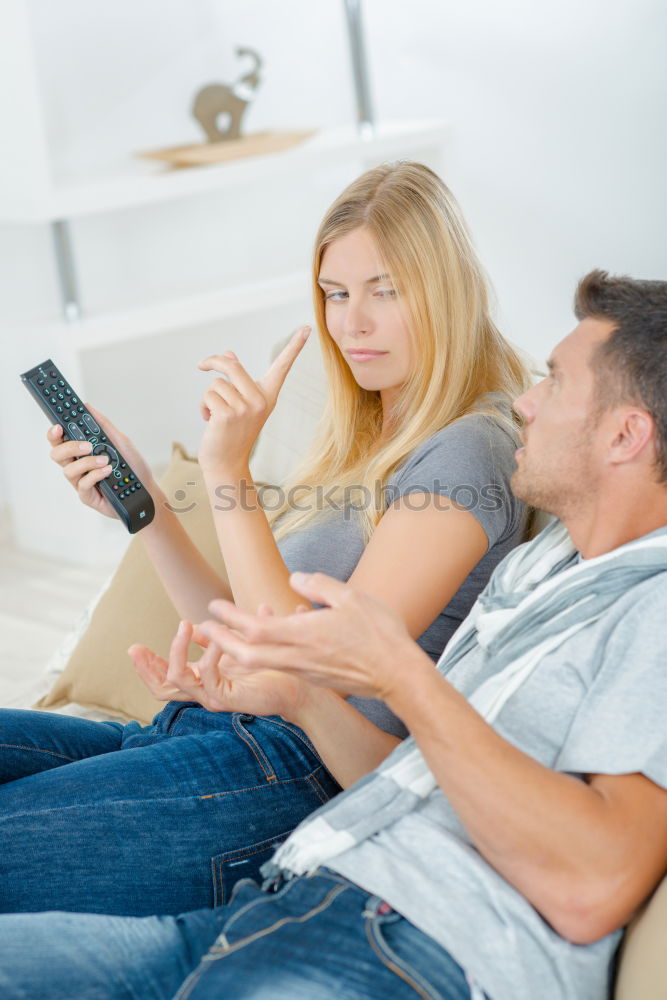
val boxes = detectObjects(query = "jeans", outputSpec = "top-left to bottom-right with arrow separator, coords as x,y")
0,871 -> 481,1000
0,704 -> 341,915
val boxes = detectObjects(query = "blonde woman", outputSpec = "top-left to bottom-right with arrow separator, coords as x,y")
0,162 -> 529,917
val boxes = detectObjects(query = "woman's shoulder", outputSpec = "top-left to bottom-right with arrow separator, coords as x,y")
388,394 -> 525,547
392,393 -> 519,485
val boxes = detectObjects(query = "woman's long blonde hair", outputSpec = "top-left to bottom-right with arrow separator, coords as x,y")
270,161 -> 530,541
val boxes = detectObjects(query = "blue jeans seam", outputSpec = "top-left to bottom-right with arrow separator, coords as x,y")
0,743 -> 76,762
0,782 -> 312,823
231,715 -> 276,781
174,882 -> 350,1000
306,767 -> 332,804
208,874 -> 311,944
366,915 -> 446,1000
199,770 -> 326,801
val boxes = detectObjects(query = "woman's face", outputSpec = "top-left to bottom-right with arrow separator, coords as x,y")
318,227 -> 412,410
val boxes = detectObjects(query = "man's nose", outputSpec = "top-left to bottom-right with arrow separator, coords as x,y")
512,380 -> 540,422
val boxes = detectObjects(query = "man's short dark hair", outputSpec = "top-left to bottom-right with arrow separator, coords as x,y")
574,269 -> 667,483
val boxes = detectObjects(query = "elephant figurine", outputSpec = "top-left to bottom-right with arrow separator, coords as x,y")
192,47 -> 263,143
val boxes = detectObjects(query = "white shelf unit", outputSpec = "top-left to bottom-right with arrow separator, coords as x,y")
5,119 -> 450,224
0,0 -> 449,565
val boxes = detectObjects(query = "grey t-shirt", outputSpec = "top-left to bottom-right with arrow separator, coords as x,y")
330,567 -> 667,1000
278,404 -> 526,737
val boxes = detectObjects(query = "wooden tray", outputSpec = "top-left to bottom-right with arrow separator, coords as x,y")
137,129 -> 317,168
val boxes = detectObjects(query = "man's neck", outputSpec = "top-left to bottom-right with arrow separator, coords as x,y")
563,488 -> 667,559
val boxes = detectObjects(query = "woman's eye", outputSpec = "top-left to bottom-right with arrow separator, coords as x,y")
324,290 -> 347,301
375,287 -> 397,298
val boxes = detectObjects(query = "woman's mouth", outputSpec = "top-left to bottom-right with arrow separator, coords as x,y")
346,349 -> 389,363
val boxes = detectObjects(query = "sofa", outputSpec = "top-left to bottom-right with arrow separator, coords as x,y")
29,332 -> 667,999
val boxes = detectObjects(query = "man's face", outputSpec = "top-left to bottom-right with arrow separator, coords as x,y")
511,317 -> 616,517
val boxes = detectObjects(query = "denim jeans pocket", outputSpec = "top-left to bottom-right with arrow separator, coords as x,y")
366,910 -> 450,1000
211,830 -> 292,907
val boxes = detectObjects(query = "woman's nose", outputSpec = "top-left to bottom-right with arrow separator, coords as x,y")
344,300 -> 372,337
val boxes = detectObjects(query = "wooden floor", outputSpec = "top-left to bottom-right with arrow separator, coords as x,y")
0,514 -> 110,707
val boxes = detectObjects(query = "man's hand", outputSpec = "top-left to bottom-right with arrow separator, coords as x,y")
199,571 -> 434,702
129,617 -> 312,721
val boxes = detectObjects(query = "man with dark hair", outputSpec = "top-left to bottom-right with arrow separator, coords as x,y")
575,269 -> 667,481
0,271 -> 666,1000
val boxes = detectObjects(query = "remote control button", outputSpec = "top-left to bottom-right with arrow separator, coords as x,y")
72,397 -> 79,405
65,388 -> 72,396
50,371 -> 57,378
37,378 -> 45,385
120,462 -> 127,470
58,379 -> 65,386
113,484 -> 119,491
114,470 -> 121,479
56,406 -> 63,414
93,444 -> 118,468
101,435 -> 107,442
50,383 -> 58,391
82,414 -> 100,435
57,392 -> 65,400
77,406 -> 84,413
129,474 -> 135,481
67,422 -> 85,441
123,477 -> 129,483
42,388 -> 49,395
136,483 -> 142,489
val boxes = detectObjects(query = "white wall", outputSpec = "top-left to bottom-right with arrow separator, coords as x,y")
1,0 -> 666,516
364,0 -> 667,353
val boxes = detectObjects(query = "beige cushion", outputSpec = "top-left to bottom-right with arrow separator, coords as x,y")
614,875 -> 667,999
35,442 -> 227,724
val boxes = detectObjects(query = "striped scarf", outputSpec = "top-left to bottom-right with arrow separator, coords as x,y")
264,518 -> 667,881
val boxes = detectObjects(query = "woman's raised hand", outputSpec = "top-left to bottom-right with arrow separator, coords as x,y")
47,404 -> 156,521
196,325 -> 311,474
129,617 -> 310,721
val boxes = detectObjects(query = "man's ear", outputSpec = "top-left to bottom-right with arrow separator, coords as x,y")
608,408 -> 655,467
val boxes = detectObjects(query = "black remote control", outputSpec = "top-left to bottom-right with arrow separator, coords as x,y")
21,359 -> 155,534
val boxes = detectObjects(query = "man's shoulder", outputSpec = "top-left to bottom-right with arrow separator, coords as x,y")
601,571 -> 667,644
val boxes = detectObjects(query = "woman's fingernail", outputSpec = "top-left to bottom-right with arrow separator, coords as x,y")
302,326 -> 311,339
223,351 -> 237,359
291,571 -> 308,586
177,620 -> 186,636
95,455 -> 108,465
79,442 -> 91,452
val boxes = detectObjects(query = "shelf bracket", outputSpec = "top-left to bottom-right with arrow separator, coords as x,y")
51,219 -> 81,323
343,0 -> 375,139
